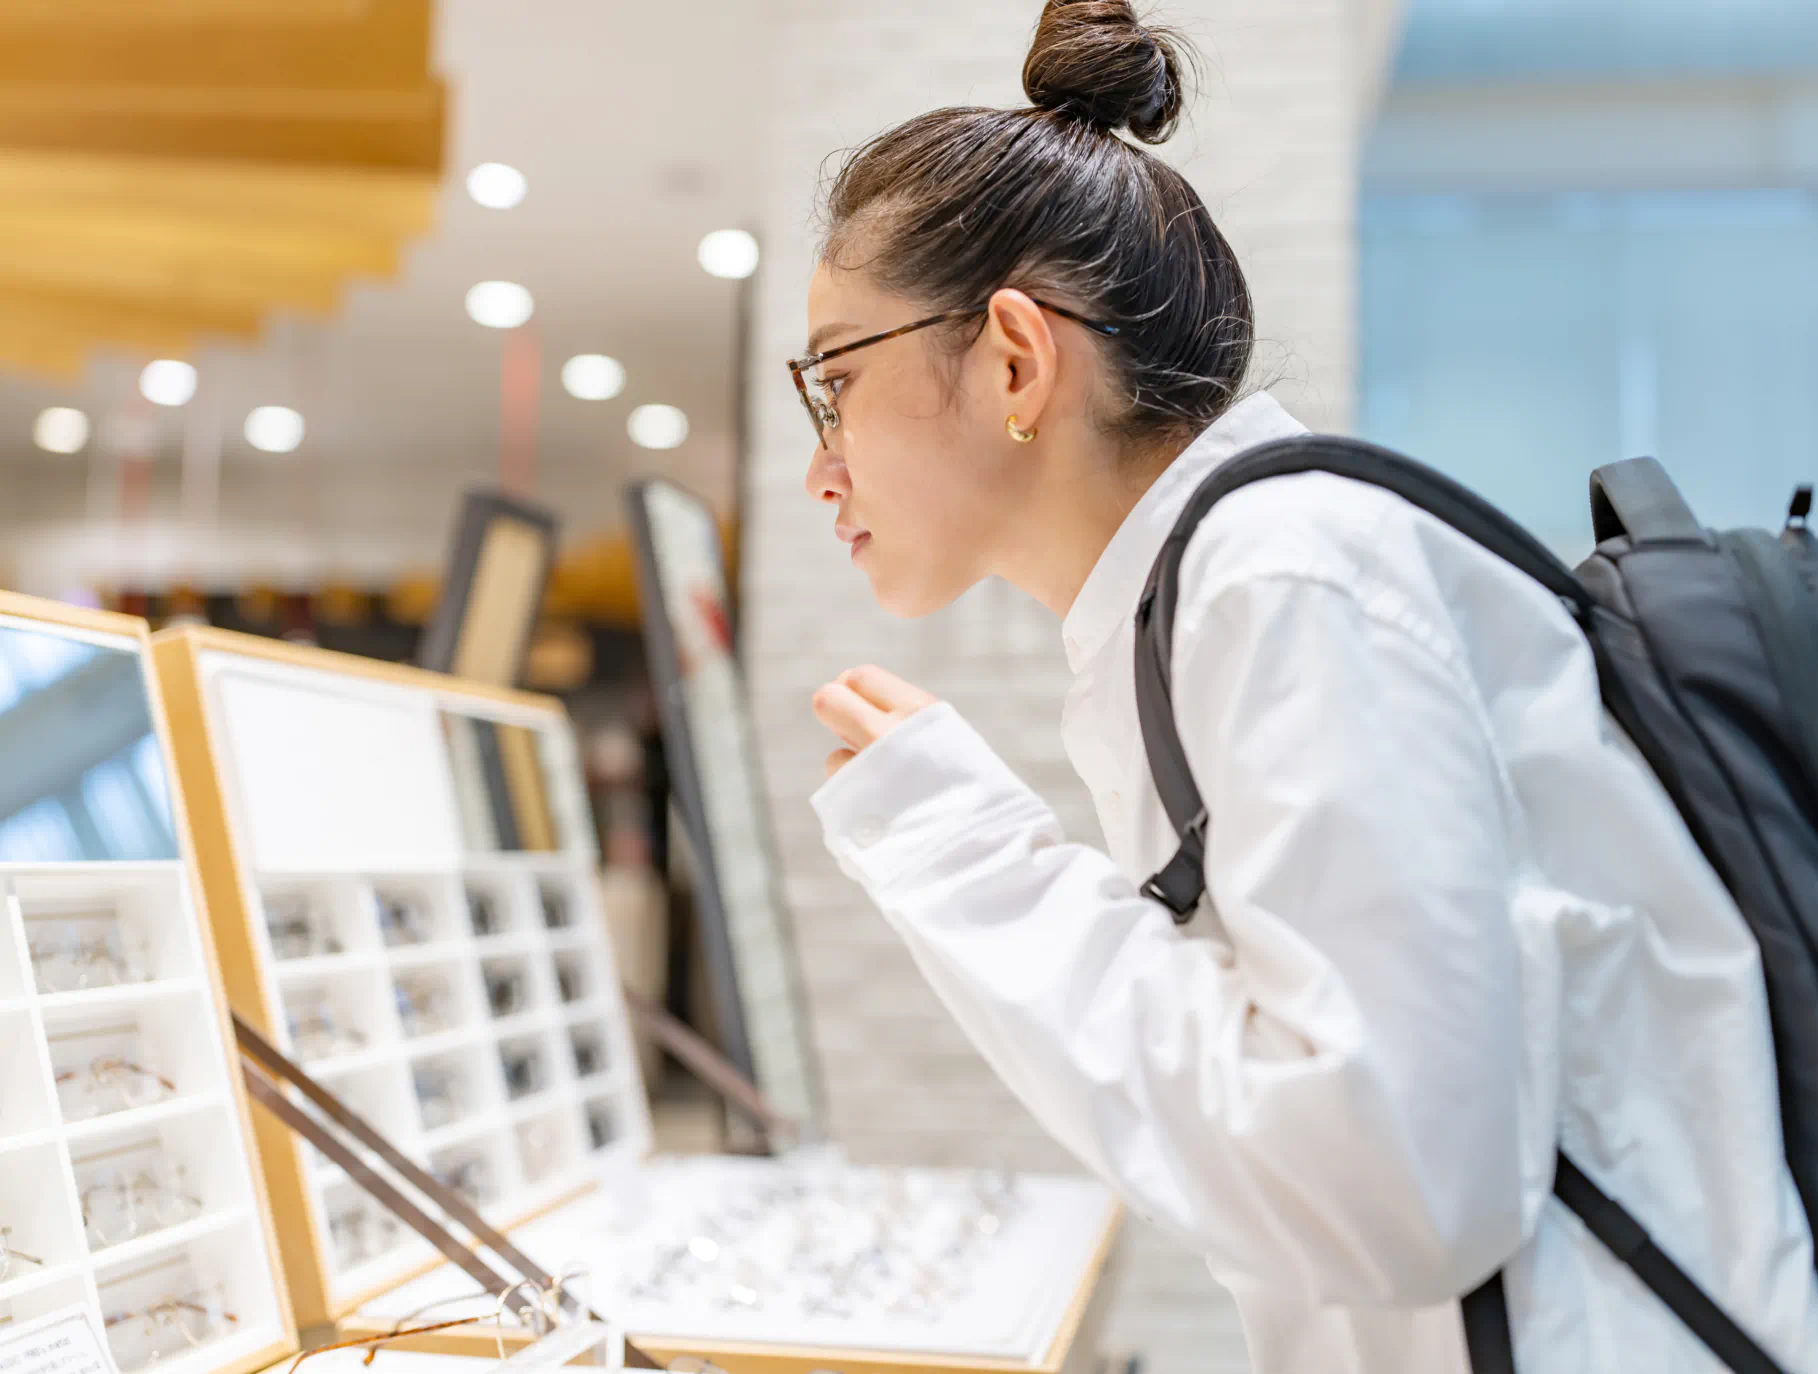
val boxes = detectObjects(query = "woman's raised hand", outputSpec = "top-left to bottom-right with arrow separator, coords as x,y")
811,664 -> 938,779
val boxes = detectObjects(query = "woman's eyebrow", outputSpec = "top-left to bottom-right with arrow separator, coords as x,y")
806,322 -> 859,353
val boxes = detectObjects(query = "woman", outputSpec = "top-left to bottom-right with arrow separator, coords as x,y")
796,3 -> 1817,1371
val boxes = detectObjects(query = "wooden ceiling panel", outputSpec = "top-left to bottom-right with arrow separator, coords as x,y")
0,83 -> 445,172
0,150 -> 436,237
0,0 -> 443,377
0,1 -> 429,91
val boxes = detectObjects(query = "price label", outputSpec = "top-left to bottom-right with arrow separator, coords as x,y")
0,1307 -> 121,1374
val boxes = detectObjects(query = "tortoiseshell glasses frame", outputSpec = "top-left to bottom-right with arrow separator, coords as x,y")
786,298 -> 1120,447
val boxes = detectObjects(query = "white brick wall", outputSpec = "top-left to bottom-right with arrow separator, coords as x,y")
746,5 -> 1391,1371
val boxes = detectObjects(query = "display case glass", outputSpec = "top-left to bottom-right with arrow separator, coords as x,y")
152,629 -> 651,1328
0,598 -> 294,1374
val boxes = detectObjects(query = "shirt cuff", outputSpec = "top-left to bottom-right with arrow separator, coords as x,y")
810,702 -> 1050,892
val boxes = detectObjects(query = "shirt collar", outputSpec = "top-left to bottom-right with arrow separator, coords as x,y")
1059,391 -> 1309,672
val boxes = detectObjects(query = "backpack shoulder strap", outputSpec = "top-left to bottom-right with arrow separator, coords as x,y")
1133,433 -> 1589,920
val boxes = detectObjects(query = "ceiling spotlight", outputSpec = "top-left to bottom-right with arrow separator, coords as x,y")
32,407 -> 89,455
466,162 -> 527,210
562,354 -> 626,401
628,404 -> 689,450
697,229 -> 759,280
465,280 -> 534,329
140,359 -> 197,407
245,405 -> 305,454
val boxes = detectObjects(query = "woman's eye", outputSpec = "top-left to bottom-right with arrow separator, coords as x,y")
819,373 -> 847,400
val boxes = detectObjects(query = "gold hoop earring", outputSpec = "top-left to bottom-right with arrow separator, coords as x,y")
1006,415 -> 1037,444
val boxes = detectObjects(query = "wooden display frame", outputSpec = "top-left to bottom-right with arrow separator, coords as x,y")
151,627 -> 651,1330
0,592 -> 296,1374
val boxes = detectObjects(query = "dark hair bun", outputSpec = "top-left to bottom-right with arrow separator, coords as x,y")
1022,0 -> 1189,145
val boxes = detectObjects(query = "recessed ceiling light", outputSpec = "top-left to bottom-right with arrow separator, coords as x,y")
32,407 -> 89,455
245,405 -> 305,454
140,359 -> 197,407
628,404 -> 689,450
562,354 -> 626,401
465,281 -> 534,329
697,229 -> 760,280
466,162 -> 527,210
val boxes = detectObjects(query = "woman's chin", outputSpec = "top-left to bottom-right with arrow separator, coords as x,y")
868,563 -> 967,620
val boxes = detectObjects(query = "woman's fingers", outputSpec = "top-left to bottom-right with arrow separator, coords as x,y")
825,747 -> 856,780
839,664 -> 937,715
811,680 -> 892,750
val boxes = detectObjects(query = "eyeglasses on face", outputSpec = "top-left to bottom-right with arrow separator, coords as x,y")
786,297 -> 1120,447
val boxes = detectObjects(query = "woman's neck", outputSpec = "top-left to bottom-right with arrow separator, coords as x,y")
993,437 -> 1184,619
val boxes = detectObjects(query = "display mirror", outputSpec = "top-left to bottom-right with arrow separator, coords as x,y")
627,480 -> 825,1137
0,619 -> 176,862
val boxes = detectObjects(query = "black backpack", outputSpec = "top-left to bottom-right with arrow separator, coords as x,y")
1131,435 -> 1818,1374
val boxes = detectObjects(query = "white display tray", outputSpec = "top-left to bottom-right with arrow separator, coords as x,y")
356,1155 -> 1117,1363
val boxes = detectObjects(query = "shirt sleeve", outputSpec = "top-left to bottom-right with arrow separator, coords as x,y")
811,573 -> 1526,1306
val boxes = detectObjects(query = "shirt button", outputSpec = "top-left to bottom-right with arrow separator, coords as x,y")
851,820 -> 886,848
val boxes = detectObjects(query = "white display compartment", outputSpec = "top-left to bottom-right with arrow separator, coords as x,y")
67,1104 -> 252,1264
0,1140 -> 82,1288
256,879 -> 377,966
411,1044 -> 503,1138
370,876 -> 465,955
17,870 -> 202,1000
277,966 -> 395,1069
45,997 -> 216,1130
94,1221 -> 283,1374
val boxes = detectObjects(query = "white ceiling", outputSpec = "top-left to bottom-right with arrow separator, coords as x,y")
0,0 -> 766,589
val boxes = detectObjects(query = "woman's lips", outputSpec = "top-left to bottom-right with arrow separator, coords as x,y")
836,523 -> 871,560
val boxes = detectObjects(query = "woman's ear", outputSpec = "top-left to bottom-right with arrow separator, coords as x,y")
983,288 -> 1059,432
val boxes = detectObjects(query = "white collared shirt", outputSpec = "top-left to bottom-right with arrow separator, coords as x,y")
812,392 -> 1818,1373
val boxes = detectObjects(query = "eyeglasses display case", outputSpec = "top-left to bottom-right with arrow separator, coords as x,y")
151,627 -> 652,1330
0,595 -> 295,1374
153,626 -> 1121,1374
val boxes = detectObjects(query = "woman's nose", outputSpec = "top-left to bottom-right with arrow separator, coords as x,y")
804,442 -> 849,504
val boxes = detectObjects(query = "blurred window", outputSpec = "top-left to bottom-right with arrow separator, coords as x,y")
1362,4 -> 1818,556
1397,0 -> 1818,83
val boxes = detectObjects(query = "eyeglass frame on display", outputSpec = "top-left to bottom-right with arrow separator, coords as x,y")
570,1031 -> 605,1079
484,967 -> 528,1018
265,895 -> 343,961
103,1284 -> 238,1371
500,1045 -> 544,1100
286,1004 -> 368,1062
394,978 -> 453,1037
466,887 -> 502,937
288,1270 -> 595,1373
53,1051 -> 177,1121
412,1063 -> 467,1129
0,1226 -> 42,1281
375,892 -> 430,947
786,299 -> 1120,447
536,886 -> 571,930
79,1164 -> 204,1250
25,919 -> 148,993
554,959 -> 585,1005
